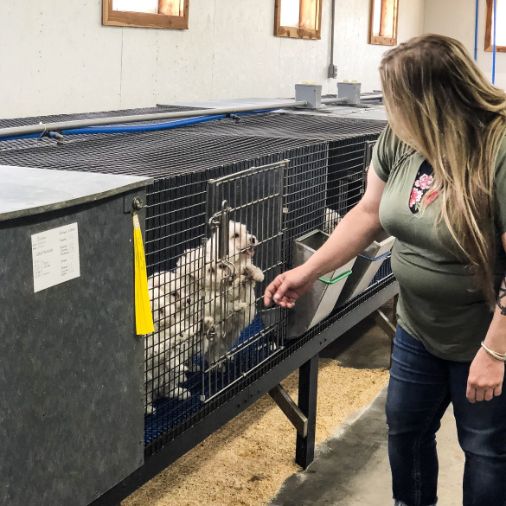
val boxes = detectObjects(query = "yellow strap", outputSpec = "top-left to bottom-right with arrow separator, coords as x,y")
133,212 -> 155,335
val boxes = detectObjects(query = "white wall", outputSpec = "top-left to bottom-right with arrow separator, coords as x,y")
0,0 -> 424,119
424,0 -> 506,90
333,0 -> 425,92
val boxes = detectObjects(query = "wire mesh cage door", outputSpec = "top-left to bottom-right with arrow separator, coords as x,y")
202,160 -> 287,401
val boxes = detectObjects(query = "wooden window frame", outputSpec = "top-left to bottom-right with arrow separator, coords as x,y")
274,0 -> 323,40
368,0 -> 399,46
485,0 -> 506,52
102,0 -> 189,29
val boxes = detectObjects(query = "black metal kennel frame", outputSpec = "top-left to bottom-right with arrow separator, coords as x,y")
0,108 -> 397,505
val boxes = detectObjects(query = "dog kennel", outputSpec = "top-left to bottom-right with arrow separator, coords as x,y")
0,165 -> 151,506
0,105 -> 397,505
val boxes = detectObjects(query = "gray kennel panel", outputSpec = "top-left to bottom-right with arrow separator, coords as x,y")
0,193 -> 145,506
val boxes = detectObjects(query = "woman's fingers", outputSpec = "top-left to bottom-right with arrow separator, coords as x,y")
484,387 -> 495,402
274,293 -> 297,308
264,274 -> 298,307
263,268 -> 314,308
466,383 -> 476,403
263,275 -> 284,307
466,350 -> 505,403
273,277 -> 293,304
475,388 -> 485,402
284,289 -> 299,300
466,383 -> 503,403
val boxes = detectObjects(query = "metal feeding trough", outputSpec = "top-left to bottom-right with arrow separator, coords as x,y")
287,230 -> 355,338
338,232 -> 395,304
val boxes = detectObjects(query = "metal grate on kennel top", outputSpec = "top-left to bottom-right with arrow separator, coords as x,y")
180,112 -> 387,223
0,107 -> 397,505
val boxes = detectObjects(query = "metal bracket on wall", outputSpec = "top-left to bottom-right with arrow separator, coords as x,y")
269,384 -> 308,438
123,194 -> 145,214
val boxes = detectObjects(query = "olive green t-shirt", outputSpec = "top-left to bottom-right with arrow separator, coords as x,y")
372,126 -> 506,361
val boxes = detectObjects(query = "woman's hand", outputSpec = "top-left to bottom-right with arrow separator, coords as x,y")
263,265 -> 317,309
466,348 -> 505,403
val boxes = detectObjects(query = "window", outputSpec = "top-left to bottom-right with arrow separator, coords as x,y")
369,0 -> 399,46
485,0 -> 506,52
274,0 -> 322,40
102,0 -> 189,29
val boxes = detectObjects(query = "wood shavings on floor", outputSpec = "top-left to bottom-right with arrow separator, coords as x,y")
123,359 -> 389,506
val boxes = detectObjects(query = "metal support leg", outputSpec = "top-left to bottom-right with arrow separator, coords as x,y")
373,309 -> 396,336
373,303 -> 397,370
393,294 -> 399,326
269,385 -> 308,438
295,354 -> 319,469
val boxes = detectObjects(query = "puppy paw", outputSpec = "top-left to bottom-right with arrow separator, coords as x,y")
243,265 -> 265,283
233,301 -> 249,313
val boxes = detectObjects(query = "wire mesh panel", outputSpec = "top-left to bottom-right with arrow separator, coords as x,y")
141,147 -> 327,441
183,113 -> 385,234
202,162 -> 285,400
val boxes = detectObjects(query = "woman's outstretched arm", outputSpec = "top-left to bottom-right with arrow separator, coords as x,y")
264,166 -> 386,308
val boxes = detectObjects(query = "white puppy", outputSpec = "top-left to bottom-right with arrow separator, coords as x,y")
207,221 -> 257,270
145,271 -> 198,413
148,270 -> 193,329
323,208 -> 342,235
202,221 -> 264,366
145,324 -> 190,414
201,255 -> 248,365
225,221 -> 264,328
176,246 -> 206,287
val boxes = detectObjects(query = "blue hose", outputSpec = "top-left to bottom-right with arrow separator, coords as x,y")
492,0 -> 497,84
62,114 -> 227,135
0,109 -> 274,143
474,0 -> 479,61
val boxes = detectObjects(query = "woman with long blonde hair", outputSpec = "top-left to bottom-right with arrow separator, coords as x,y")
265,34 -> 506,506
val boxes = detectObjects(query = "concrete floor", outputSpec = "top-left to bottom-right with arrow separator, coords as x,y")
271,311 -> 465,506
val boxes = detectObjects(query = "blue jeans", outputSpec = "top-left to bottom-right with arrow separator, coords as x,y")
386,326 -> 506,506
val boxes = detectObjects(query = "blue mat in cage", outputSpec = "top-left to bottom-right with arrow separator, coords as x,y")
144,315 -> 269,445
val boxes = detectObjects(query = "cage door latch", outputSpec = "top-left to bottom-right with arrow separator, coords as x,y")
269,384 -> 308,438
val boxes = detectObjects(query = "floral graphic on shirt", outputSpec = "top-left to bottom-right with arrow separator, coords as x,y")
415,173 -> 434,190
410,163 -> 435,213
409,187 -> 424,209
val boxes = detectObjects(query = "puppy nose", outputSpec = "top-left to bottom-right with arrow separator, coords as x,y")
186,298 -> 191,305
249,236 -> 257,244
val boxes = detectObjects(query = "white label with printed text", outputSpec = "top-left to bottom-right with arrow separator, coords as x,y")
31,223 -> 80,293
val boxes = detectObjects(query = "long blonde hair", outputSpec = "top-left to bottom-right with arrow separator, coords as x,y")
379,34 -> 506,303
